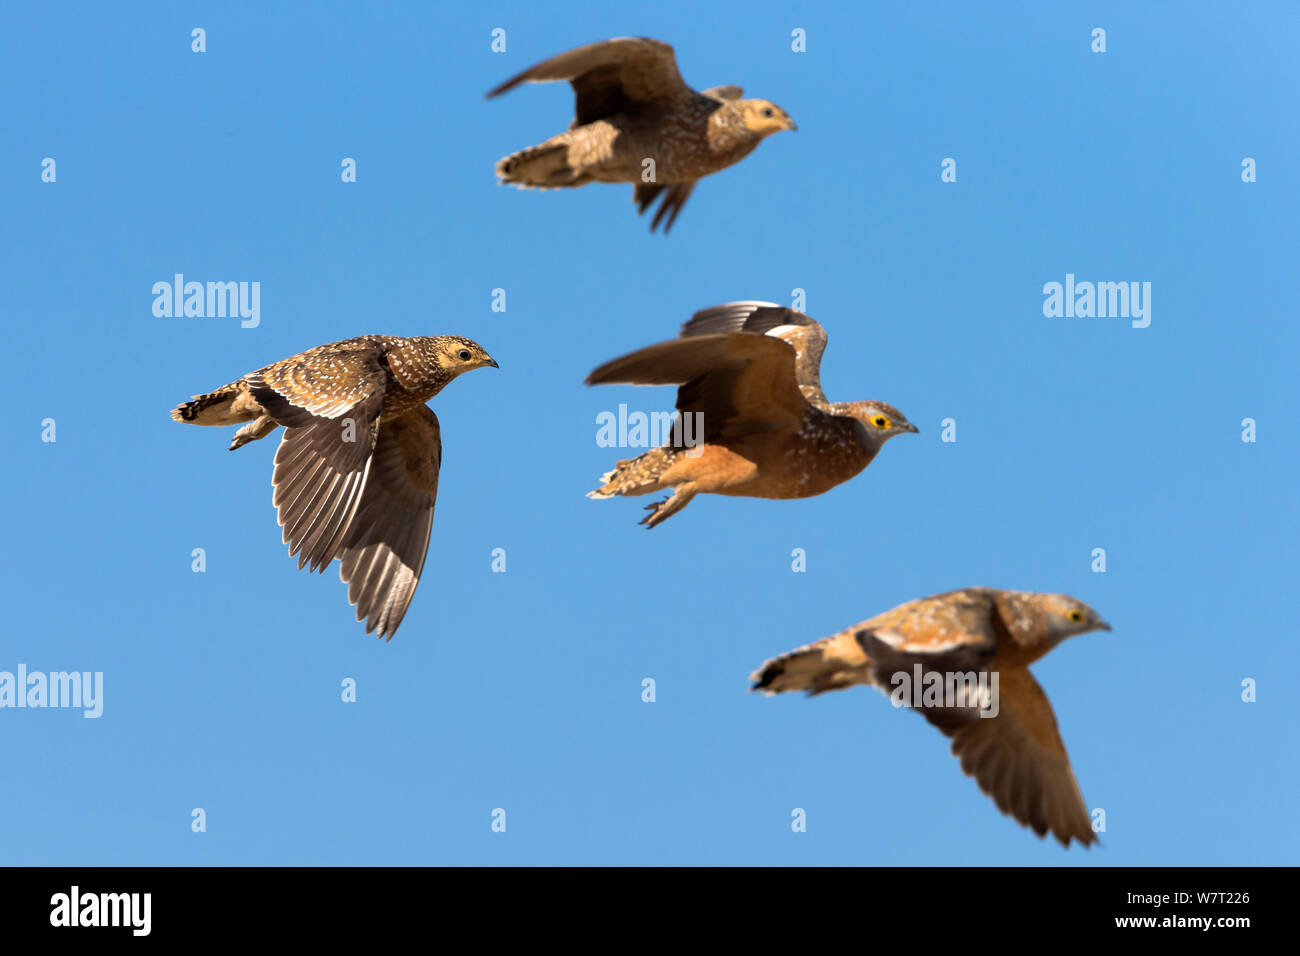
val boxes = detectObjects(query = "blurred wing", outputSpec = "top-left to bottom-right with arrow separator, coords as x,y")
247,349 -> 387,573
920,667 -> 1097,847
701,84 -> 743,100
680,302 -> 829,407
633,181 -> 698,233
854,588 -> 1002,661
487,37 -> 692,124
337,406 -> 441,640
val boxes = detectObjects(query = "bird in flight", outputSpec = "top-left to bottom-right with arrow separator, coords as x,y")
751,587 -> 1111,847
487,37 -> 796,232
171,335 -> 498,640
586,301 -> 917,527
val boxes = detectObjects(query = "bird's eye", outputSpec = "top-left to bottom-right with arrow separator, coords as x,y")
872,416 -> 890,429
1067,609 -> 1085,623
457,349 -> 472,361
762,108 -> 774,118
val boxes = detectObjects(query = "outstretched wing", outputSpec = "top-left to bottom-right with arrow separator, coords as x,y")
336,406 -> 441,640
852,589 -> 1095,847
487,37 -> 693,125
920,667 -> 1097,847
586,331 -> 809,440
246,344 -> 387,574
680,302 -> 830,408
632,181 -> 697,233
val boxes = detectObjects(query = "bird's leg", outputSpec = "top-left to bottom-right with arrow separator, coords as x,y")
229,414 -> 279,451
639,486 -> 697,529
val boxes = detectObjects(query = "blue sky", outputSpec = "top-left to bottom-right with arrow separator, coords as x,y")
2,1 -> 1296,865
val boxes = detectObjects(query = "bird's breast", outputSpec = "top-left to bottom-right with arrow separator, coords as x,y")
726,418 -> 873,499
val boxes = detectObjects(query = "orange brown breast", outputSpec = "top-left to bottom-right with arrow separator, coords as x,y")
716,413 -> 873,500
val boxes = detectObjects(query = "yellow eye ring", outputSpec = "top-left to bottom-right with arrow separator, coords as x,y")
872,416 -> 891,429
1067,609 -> 1085,623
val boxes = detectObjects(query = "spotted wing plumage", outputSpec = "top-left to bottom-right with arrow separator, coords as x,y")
247,347 -> 387,573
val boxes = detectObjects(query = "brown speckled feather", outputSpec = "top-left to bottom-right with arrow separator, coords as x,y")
171,334 -> 497,639
249,342 -> 387,420
249,358 -> 386,574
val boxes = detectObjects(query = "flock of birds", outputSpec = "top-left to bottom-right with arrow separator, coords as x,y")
171,38 -> 1110,848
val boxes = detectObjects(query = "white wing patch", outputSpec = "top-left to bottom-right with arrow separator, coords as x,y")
765,324 -> 803,338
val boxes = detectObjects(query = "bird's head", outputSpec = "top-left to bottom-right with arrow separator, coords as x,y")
1041,595 -> 1111,639
982,592 -> 1112,665
435,336 -> 499,375
740,99 -> 797,136
996,591 -> 1111,653
846,401 -> 919,446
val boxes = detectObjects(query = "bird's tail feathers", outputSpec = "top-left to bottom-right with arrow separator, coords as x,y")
588,446 -> 678,499
749,635 -> 870,697
496,140 -> 586,188
171,382 -> 247,426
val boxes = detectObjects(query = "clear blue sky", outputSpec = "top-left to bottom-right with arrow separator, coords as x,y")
2,1 -> 1296,866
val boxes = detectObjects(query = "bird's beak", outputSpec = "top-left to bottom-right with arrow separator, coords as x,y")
787,119 -> 798,132
1097,620 -> 1112,632
903,422 -> 919,434
487,357 -> 500,369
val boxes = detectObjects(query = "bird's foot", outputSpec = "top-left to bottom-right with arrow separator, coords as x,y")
638,489 -> 696,529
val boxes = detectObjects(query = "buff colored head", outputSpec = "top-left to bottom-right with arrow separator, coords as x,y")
740,99 -> 797,136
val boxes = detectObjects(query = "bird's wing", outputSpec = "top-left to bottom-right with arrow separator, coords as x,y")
486,37 -> 693,124
854,590 -> 1093,846
246,347 -> 387,574
632,181 -> 697,233
585,331 -> 809,437
336,405 -> 441,640
852,588 -> 1002,661
680,302 -> 830,407
701,84 -> 743,100
920,667 -> 1096,847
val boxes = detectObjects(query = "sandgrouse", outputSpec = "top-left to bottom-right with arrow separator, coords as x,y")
751,588 -> 1111,847
586,301 -> 917,527
171,335 -> 498,640
488,37 -> 796,232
